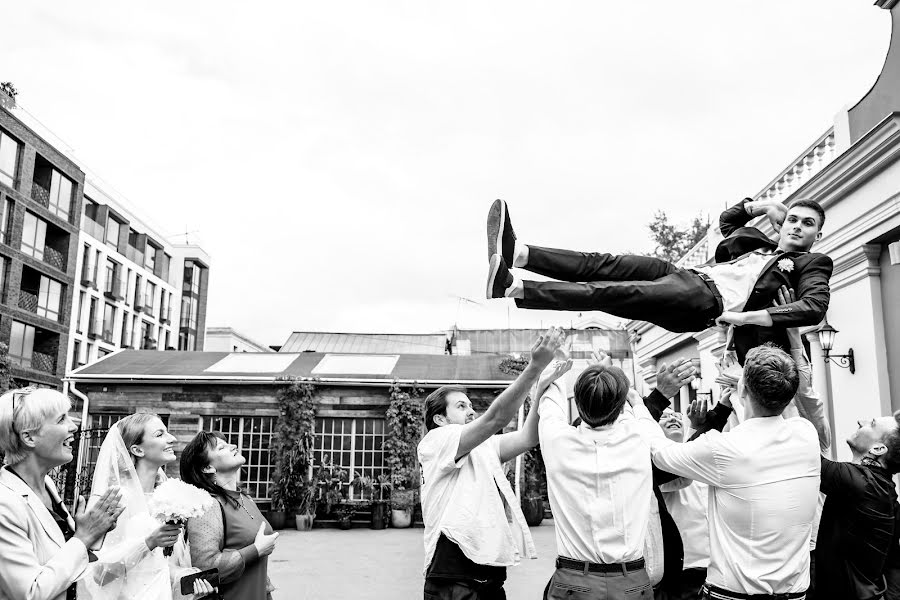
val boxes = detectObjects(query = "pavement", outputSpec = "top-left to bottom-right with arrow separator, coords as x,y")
267,521 -> 558,599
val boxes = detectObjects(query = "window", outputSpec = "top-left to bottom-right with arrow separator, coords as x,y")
0,257 -> 7,302
102,303 -> 116,341
120,311 -> 130,346
104,259 -> 120,296
133,275 -> 142,306
9,321 -> 35,367
36,276 -> 62,322
314,418 -> 387,500
145,244 -> 157,272
144,282 -> 155,313
88,298 -> 98,334
76,291 -> 85,333
48,170 -> 72,220
204,416 -> 276,501
71,340 -> 82,370
21,212 -> 47,260
140,320 -> 153,347
105,217 -> 121,250
0,198 -> 13,244
0,129 -> 20,188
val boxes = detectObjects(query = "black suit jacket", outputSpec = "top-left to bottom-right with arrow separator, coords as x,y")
715,199 -> 833,364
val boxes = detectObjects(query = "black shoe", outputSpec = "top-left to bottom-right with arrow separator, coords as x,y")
487,199 -> 517,265
487,254 -> 514,299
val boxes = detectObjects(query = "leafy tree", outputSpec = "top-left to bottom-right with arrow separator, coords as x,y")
0,82 -> 17,109
647,210 -> 710,263
0,343 -> 15,394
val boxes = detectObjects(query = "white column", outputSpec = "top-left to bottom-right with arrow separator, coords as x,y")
806,330 -> 837,460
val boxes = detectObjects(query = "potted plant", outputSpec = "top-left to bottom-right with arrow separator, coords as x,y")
352,472 -> 392,530
336,503 -> 358,530
316,454 -> 351,527
383,382 -> 425,529
271,380 -> 317,530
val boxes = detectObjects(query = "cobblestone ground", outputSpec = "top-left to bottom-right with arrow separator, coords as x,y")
267,521 -> 558,599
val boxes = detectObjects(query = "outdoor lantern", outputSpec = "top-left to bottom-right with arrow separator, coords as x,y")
817,321 -> 837,354
817,320 -> 855,374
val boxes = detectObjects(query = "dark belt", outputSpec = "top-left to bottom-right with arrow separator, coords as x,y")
702,583 -> 806,600
555,556 -> 644,575
690,269 -> 725,326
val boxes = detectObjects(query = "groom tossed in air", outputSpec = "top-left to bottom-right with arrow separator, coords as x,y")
485,197 -> 832,364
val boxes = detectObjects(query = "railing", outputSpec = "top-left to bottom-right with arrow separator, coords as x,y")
82,217 -> 105,241
43,246 -> 65,271
124,245 -> 143,265
31,351 -> 56,373
30,183 -> 50,209
17,290 -> 38,313
180,315 -> 192,329
674,128 -> 838,267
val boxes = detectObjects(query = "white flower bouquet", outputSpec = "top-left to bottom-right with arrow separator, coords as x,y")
148,479 -> 214,556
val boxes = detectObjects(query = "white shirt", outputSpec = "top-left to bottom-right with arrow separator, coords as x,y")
417,424 -> 536,575
538,382 -> 662,570
651,416 -> 820,595
693,251 -> 776,312
660,480 -> 710,570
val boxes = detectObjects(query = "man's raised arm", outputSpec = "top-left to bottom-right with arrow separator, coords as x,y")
456,327 -> 564,461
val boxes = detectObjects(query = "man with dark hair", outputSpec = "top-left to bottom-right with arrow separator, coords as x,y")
485,197 -> 832,364
649,345 -> 820,599
417,327 -> 566,600
808,409 -> 900,600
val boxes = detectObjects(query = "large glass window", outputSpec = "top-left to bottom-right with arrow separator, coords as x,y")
76,291 -> 85,333
144,282 -> 156,313
0,129 -> 20,188
21,212 -> 46,260
145,245 -> 157,272
102,303 -> 116,340
0,198 -> 13,244
121,311 -> 131,346
48,170 -> 72,220
314,417 -> 387,500
71,340 -> 82,370
9,321 -> 35,367
37,276 -> 62,322
104,259 -> 120,296
105,217 -> 121,250
204,416 -> 276,501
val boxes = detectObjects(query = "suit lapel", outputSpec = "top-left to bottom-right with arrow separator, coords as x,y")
753,251 -> 802,291
0,467 -> 66,548
45,475 -> 76,532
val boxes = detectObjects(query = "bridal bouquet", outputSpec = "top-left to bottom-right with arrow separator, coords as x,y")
148,479 -> 214,556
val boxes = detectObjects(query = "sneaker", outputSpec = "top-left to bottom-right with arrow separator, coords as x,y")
487,199 -> 516,264
486,254 -> 514,299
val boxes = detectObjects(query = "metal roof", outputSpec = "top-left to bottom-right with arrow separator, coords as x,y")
67,350 -> 517,386
279,332 -> 448,355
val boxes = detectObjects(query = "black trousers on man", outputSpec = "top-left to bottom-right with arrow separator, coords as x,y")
425,535 -> 507,600
514,246 -> 722,333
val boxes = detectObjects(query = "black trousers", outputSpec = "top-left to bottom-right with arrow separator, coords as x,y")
425,535 -> 507,600
653,568 -> 707,600
515,245 -> 722,333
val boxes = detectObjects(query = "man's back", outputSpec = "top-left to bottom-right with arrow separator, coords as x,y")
652,416 -> 820,595
817,460 -> 898,600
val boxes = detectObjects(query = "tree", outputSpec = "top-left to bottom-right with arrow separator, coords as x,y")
646,210 -> 710,263
0,82 -> 17,109
0,343 -> 15,394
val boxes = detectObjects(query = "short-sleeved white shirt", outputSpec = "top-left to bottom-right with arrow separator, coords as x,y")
417,424 -> 536,575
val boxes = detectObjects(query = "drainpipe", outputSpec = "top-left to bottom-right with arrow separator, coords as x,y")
68,382 -> 90,498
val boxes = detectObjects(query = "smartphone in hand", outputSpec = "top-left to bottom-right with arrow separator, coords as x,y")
180,568 -> 219,595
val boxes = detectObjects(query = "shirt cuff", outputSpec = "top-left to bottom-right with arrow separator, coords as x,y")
238,543 -> 259,566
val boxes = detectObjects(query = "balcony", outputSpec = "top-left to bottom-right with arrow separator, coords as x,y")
30,183 -> 50,209
42,246 -> 65,271
104,276 -> 125,300
125,245 -> 144,266
142,299 -> 154,317
87,319 -> 103,340
83,217 -> 105,241
17,290 -> 38,314
160,307 -> 171,324
31,351 -> 56,373
180,315 -> 192,329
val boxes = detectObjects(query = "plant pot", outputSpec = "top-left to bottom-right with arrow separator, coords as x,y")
522,497 -> 544,527
268,510 -> 287,530
295,514 -> 314,531
338,515 -> 353,530
370,502 -> 387,530
391,508 -> 412,529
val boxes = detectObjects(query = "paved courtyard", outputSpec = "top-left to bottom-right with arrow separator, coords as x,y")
267,521 -> 558,599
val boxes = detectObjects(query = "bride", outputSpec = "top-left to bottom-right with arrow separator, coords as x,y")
78,413 -> 216,599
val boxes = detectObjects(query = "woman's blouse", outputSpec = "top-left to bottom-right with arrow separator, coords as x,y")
187,489 -> 274,600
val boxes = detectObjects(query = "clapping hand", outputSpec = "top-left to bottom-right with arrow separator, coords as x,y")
74,487 -> 124,549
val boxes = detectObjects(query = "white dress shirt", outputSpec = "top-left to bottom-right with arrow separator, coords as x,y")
660,480 -> 710,570
538,382 -> 662,569
693,250 -> 776,312
650,416 -> 820,595
417,424 -> 536,575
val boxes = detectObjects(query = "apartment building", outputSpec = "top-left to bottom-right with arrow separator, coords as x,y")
0,106 -> 83,387
69,180 -> 211,370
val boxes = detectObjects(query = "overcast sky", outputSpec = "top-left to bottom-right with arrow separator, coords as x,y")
1,2 -> 891,347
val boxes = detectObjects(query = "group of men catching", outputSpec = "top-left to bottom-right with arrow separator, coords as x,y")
417,198 -> 900,600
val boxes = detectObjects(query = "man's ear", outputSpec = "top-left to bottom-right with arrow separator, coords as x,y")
870,443 -> 888,457
815,231 -> 823,242
433,414 -> 447,428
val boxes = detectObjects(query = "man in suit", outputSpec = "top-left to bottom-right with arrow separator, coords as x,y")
485,197 -> 832,364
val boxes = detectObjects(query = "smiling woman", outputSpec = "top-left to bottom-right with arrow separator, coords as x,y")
0,387 -> 123,600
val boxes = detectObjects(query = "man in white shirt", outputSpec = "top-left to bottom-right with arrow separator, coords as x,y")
538,362 -> 663,599
418,327 -> 566,600
650,345 -> 821,600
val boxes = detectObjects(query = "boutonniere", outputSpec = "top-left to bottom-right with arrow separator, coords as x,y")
777,258 -> 794,273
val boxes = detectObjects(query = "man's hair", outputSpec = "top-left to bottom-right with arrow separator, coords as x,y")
424,385 -> 467,431
742,345 -> 799,414
879,411 -> 900,474
788,198 -> 826,229
573,365 -> 631,428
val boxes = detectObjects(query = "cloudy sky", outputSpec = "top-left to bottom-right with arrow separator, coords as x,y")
1,2 -> 890,346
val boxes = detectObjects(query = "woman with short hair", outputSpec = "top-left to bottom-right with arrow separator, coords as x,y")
0,386 -> 122,600
181,431 -> 278,600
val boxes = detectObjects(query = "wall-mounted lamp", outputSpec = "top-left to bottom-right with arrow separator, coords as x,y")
817,321 -> 855,374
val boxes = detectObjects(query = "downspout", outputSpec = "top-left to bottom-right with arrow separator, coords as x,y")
69,382 -> 90,499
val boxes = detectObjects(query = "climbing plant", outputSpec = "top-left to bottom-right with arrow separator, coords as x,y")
270,379 -> 317,514
383,381 -> 424,493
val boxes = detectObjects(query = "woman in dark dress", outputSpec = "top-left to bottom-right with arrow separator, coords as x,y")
181,432 -> 279,600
